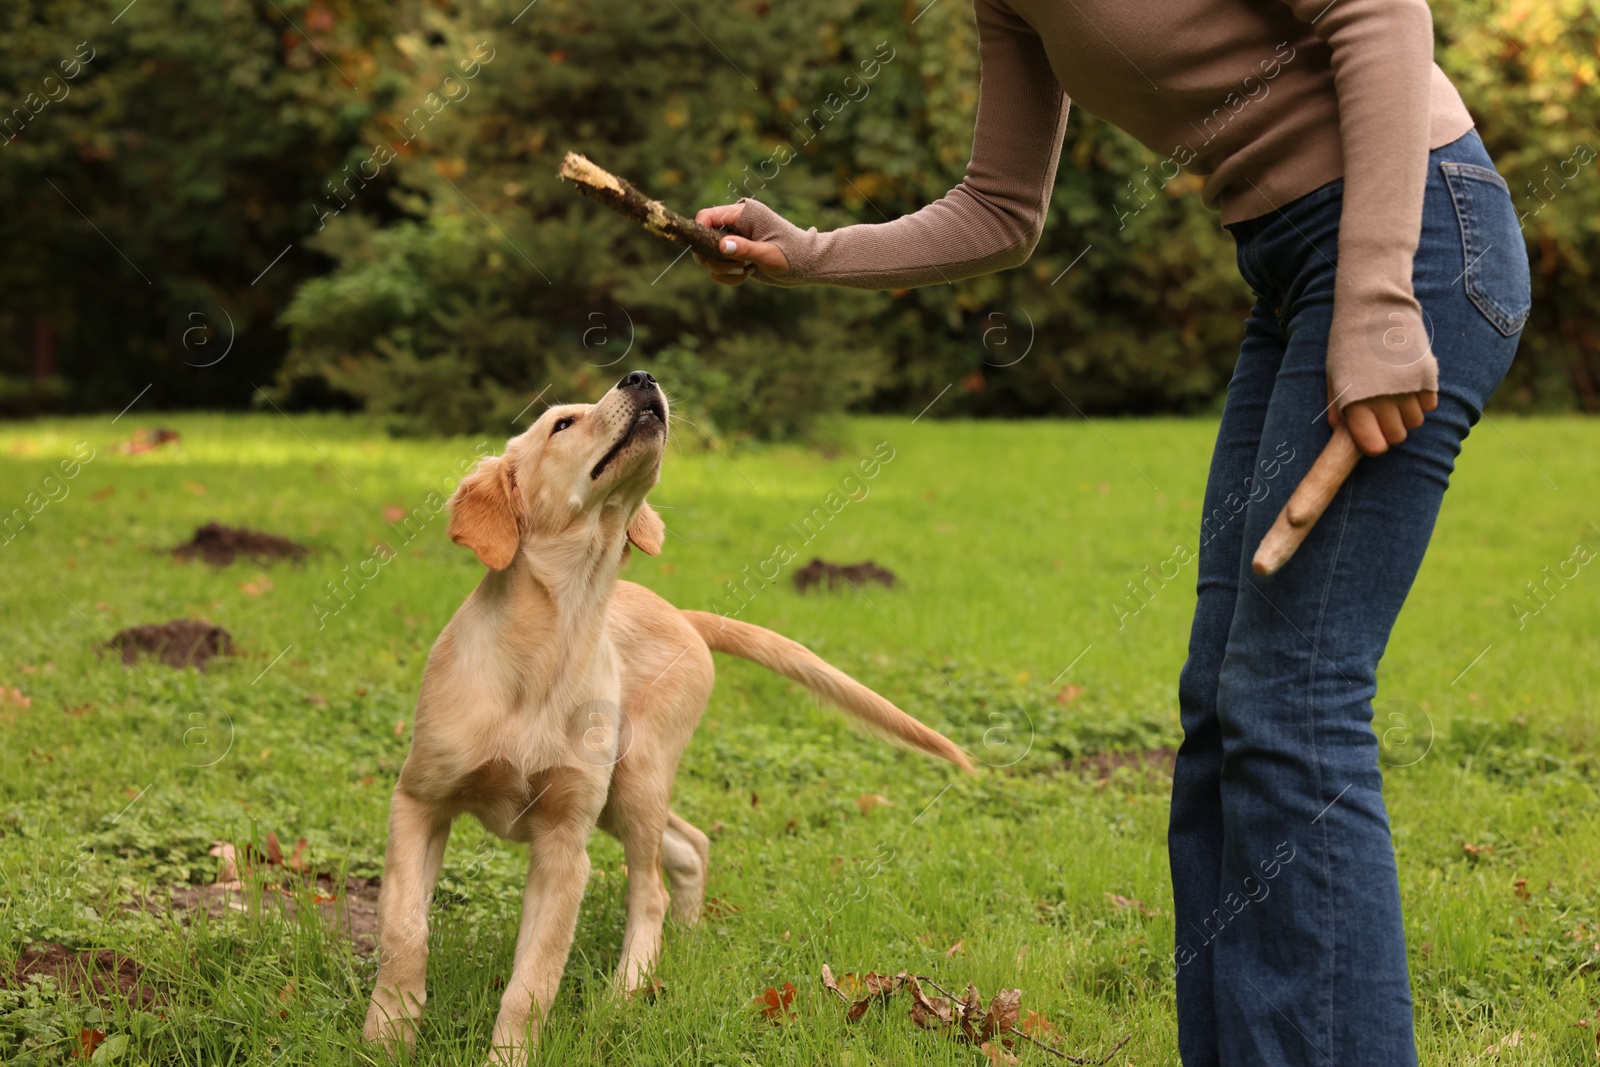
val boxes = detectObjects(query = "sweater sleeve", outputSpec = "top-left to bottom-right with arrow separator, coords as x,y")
1279,0 -> 1441,407
736,0 -> 1070,289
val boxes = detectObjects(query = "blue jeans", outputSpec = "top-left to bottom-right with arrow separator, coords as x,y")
1168,129 -> 1529,1066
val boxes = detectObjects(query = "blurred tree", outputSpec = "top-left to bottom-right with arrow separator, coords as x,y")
3,0 -> 1595,429
1435,0 -> 1600,412
0,0 -> 407,414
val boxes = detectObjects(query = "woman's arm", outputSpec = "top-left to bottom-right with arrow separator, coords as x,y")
706,0 -> 1070,289
1282,0 -> 1443,451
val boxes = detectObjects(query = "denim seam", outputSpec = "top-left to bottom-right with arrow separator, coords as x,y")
1306,477 -> 1355,1062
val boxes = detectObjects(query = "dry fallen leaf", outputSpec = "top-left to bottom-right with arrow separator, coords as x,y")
1054,683 -> 1085,706
239,574 -> 274,597
704,896 -> 741,919
754,982 -> 796,1023
945,939 -> 965,958
855,793 -> 893,815
987,988 -> 1022,1036
1020,1009 -> 1058,1040
1108,892 -> 1154,917
77,1027 -> 106,1058
981,1041 -> 1019,1066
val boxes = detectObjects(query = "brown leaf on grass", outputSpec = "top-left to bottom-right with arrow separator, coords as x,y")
958,983 -> 987,1044
1513,878 -> 1531,900
907,975 -> 953,1029
987,989 -> 1022,1036
239,574 -> 274,596
1054,683 -> 1085,706
1020,1009 -> 1058,1040
704,896 -> 741,919
945,938 -> 965,957
861,971 -> 907,997
76,1028 -> 106,1058
754,982 -> 796,1023
266,832 -> 285,866
855,793 -> 892,815
383,506 -> 408,523
820,963 -> 840,994
1462,842 -> 1495,857
846,997 -> 873,1023
1108,892 -> 1154,917
981,1041 -> 1019,1066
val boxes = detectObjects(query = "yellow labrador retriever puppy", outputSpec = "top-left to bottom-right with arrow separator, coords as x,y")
362,371 -> 972,1065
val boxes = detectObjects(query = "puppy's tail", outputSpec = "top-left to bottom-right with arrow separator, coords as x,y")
681,611 -> 975,773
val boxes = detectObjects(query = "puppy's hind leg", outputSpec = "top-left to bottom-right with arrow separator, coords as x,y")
364,791 -> 451,1053
661,811 -> 710,926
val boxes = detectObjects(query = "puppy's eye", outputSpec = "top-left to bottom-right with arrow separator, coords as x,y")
551,417 -> 576,436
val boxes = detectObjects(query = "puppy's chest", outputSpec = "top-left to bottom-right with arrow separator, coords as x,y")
410,695 -> 624,832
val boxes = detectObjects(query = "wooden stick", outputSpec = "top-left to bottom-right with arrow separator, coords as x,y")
558,152 -> 735,263
1251,424 -> 1361,577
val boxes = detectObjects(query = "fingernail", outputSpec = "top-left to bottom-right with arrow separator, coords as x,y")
722,238 -> 736,254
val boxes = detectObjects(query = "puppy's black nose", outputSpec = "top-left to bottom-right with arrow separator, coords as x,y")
619,370 -> 657,392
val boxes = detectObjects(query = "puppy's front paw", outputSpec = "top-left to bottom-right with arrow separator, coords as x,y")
484,1039 -> 531,1067
363,991 -> 422,1052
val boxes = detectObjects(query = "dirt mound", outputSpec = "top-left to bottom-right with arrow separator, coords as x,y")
793,558 -> 898,594
109,620 -> 234,670
116,427 -> 181,455
7,943 -> 156,1006
171,521 -> 307,567
161,876 -> 381,953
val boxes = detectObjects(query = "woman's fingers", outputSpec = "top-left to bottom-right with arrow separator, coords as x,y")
1341,391 -> 1436,456
1343,404 -> 1390,456
689,204 -> 791,285
695,203 -> 744,229
714,235 -> 789,276
1398,394 -> 1424,430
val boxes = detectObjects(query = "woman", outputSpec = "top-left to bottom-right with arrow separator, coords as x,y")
692,1 -> 1529,1062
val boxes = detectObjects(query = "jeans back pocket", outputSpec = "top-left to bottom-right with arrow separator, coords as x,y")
1441,162 -> 1532,337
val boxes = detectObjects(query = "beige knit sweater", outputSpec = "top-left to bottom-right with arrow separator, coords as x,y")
736,0 -> 1474,406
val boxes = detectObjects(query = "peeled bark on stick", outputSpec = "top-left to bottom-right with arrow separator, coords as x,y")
1251,424 -> 1361,576
559,152 -> 735,263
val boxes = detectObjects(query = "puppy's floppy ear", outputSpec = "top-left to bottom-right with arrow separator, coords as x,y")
626,501 -> 665,556
448,454 -> 520,569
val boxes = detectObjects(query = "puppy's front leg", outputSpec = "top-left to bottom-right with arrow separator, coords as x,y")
364,790 -> 451,1053
488,822 -> 592,1067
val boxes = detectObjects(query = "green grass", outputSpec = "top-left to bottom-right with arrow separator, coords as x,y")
1,412 -> 1597,1065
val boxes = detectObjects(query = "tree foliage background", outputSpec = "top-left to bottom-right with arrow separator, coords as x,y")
2,0 -> 1596,437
